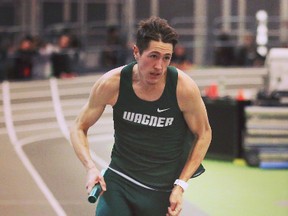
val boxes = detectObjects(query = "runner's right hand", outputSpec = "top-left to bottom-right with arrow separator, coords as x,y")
86,167 -> 106,194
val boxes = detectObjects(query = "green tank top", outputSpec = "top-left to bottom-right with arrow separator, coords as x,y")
110,62 -> 196,190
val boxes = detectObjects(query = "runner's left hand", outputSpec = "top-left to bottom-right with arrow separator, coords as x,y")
166,185 -> 183,216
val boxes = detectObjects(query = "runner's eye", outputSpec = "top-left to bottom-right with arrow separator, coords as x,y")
164,56 -> 171,61
150,54 -> 158,59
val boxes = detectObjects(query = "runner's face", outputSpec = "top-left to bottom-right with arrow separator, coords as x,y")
134,40 -> 173,85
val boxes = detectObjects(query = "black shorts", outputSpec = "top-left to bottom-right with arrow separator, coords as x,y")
96,169 -> 171,216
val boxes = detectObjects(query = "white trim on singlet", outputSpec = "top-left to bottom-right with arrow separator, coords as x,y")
108,167 -> 158,191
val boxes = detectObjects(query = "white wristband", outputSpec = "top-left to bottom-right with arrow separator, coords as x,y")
174,179 -> 188,191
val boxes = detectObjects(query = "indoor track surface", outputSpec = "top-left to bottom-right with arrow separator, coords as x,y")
1,74 -> 287,216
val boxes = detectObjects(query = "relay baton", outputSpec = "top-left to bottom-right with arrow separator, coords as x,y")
88,184 -> 102,203
88,169 -> 106,203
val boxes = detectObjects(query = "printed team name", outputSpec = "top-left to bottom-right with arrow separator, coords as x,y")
123,111 -> 174,127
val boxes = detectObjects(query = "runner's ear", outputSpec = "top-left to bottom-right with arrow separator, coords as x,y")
133,45 -> 140,60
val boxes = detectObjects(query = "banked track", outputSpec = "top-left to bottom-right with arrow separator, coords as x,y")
0,68 -> 266,216
1,75 -> 114,216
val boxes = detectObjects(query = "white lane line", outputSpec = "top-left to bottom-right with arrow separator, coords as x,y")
2,81 -> 67,216
2,82 -> 18,145
50,78 -> 70,140
50,78 -> 109,169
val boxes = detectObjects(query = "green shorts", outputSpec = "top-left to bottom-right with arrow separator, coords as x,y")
96,169 -> 171,216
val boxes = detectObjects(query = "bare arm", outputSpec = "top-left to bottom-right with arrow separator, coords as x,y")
69,69 -> 121,193
177,73 -> 212,181
167,70 -> 212,216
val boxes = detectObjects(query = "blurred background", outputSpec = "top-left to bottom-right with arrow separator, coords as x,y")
0,0 -> 287,77
0,1 -> 288,216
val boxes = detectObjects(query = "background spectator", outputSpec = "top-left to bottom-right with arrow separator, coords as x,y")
100,26 -> 126,70
214,31 -> 235,66
32,36 -> 55,79
0,34 -> 10,80
12,36 -> 37,80
170,44 -> 193,70
51,33 -> 79,78
234,32 -> 265,67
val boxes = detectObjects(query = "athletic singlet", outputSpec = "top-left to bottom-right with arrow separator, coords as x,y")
109,62 -> 198,190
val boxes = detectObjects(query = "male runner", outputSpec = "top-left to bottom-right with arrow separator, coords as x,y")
70,16 -> 212,216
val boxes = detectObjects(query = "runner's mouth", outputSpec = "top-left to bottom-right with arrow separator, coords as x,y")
150,72 -> 161,77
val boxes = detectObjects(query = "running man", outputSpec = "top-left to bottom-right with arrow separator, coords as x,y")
70,16 -> 212,216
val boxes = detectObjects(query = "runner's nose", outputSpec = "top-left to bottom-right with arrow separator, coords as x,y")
154,59 -> 163,70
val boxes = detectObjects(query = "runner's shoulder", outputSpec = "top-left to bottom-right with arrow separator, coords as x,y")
96,65 -> 125,89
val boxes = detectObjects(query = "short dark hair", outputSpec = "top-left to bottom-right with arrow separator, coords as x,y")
136,16 -> 178,54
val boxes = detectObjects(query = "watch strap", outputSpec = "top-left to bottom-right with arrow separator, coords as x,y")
174,179 -> 188,191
